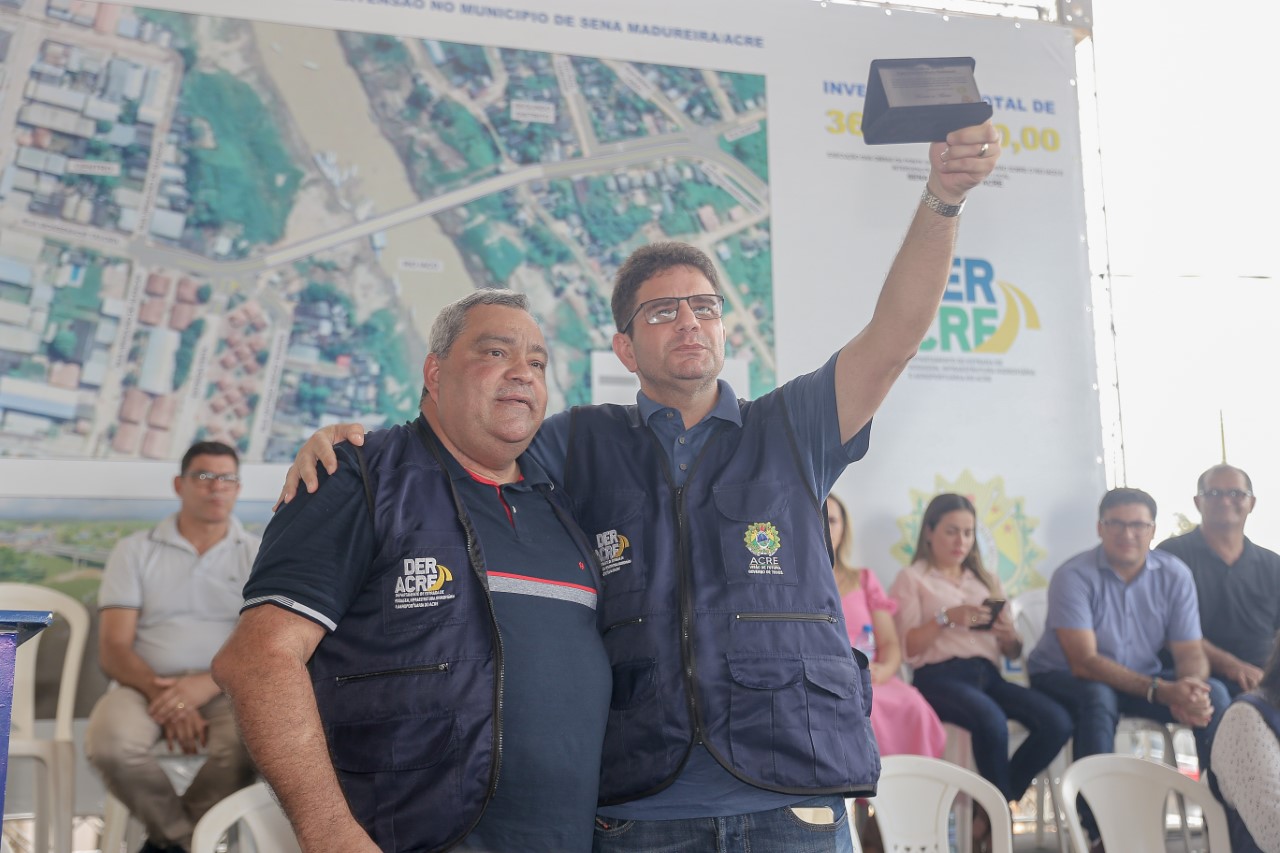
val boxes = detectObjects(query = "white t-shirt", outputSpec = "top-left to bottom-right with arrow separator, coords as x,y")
98,513 -> 259,675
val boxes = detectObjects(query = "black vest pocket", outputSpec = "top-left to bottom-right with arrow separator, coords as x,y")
724,654 -> 875,789
601,657 -> 667,795
574,490 -> 648,595
713,482 -> 797,586
609,657 -> 658,710
329,713 -> 462,850
803,657 -> 877,787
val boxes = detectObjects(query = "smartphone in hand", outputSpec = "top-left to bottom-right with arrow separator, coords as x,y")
972,598 -> 1006,630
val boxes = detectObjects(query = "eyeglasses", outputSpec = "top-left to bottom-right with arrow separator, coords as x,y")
187,471 -> 241,485
622,294 -> 724,331
1197,488 -> 1253,500
1100,519 -> 1155,534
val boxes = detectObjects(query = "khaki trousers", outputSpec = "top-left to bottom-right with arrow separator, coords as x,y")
86,686 -> 254,849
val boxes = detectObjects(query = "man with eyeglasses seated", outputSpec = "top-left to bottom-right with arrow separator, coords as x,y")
86,440 -> 258,853
1158,464 -> 1280,697
1027,487 -> 1229,852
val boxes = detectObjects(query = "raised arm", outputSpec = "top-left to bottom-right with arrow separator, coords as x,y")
212,606 -> 379,853
835,121 -> 1001,442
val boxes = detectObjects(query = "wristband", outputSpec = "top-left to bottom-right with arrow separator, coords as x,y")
935,608 -> 954,629
1146,677 -> 1161,704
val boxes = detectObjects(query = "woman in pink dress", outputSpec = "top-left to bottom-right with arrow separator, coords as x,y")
827,494 -> 946,758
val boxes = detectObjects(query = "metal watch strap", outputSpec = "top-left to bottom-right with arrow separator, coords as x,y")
921,185 -> 965,217
936,607 -> 953,628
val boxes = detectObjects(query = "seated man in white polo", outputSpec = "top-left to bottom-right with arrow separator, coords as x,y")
86,441 -> 258,853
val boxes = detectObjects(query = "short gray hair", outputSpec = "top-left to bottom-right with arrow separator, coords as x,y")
429,288 -> 530,358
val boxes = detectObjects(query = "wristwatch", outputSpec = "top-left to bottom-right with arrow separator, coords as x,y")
921,185 -> 965,218
935,608 -> 954,628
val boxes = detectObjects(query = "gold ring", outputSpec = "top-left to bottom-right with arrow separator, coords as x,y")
979,142 -> 990,158
176,702 -> 186,710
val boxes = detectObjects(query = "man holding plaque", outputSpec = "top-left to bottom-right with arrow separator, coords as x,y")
279,117 -> 1002,853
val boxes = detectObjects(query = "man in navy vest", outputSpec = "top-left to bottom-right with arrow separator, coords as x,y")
213,291 -> 611,853
281,121 -> 1002,852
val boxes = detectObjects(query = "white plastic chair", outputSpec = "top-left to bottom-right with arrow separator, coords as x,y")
1059,753 -> 1231,853
861,754 -> 1014,853
190,783 -> 300,853
99,748 -> 208,853
1,583 -> 89,853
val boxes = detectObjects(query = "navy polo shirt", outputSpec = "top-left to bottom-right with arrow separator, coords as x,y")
245,443 -> 609,852
449,456 -> 610,852
1159,528 -> 1280,669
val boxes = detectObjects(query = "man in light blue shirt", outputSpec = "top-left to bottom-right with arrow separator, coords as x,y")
1028,487 -> 1229,848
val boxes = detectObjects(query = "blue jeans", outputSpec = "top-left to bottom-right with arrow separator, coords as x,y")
591,796 -> 853,853
1028,668 -> 1229,765
1029,668 -> 1231,838
911,657 -> 1073,802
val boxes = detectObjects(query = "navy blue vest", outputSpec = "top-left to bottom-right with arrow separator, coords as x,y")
564,391 -> 879,805
1209,692 -> 1280,853
309,418 -> 581,852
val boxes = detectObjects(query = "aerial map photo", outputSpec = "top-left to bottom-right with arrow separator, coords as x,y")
0,1 -> 775,464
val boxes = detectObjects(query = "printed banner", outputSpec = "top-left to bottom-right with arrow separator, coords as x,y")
0,0 -> 1102,595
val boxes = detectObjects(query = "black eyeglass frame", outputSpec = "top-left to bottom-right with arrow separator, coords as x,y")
1099,519 -> 1156,533
1197,488 -> 1254,500
621,294 -> 725,332
187,471 -> 242,485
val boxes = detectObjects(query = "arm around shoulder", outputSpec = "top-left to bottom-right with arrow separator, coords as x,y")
832,122 -> 1001,442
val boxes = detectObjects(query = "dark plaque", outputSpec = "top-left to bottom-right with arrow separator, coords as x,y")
861,57 -> 993,144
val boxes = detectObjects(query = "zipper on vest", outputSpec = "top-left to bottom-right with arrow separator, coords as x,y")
413,417 -> 503,849
734,613 -> 838,624
603,616 -> 644,634
334,662 -> 448,684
